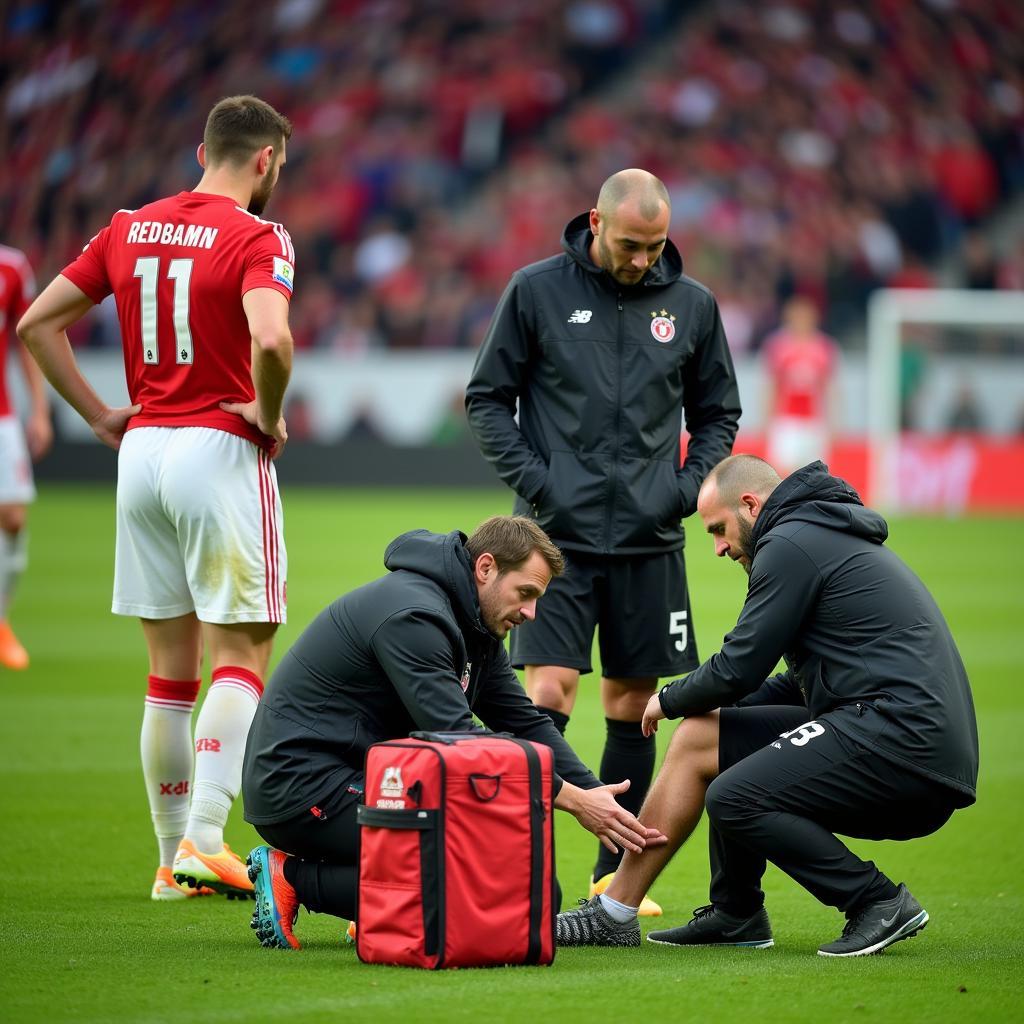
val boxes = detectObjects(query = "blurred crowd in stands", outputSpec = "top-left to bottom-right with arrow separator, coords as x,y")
2,0 -> 1023,354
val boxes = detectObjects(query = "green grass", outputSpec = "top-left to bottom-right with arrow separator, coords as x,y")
1,485 -> 1022,1023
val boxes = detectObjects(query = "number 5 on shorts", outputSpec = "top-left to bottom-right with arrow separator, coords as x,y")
670,610 -> 688,652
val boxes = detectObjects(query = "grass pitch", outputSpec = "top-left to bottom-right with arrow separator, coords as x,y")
1,484 -> 1021,1023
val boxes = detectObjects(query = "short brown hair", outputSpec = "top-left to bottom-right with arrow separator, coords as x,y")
466,516 -> 564,577
203,95 -> 292,168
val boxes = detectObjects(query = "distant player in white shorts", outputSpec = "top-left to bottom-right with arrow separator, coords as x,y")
18,96 -> 295,902
761,296 -> 840,475
0,244 -> 52,671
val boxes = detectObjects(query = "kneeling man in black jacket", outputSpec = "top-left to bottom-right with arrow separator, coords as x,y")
557,456 -> 979,957
242,515 -> 665,949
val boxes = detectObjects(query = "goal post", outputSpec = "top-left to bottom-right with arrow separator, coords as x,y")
866,288 -> 1024,512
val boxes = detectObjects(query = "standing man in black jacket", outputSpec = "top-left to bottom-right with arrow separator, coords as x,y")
465,169 -> 741,910
557,456 -> 979,956
241,516 -> 665,950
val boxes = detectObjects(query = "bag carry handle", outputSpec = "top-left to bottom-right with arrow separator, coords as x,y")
409,729 -> 513,745
469,773 -> 502,802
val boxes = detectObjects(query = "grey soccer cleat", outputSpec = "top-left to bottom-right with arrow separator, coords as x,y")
818,883 -> 928,957
647,904 -> 774,948
556,896 -> 641,947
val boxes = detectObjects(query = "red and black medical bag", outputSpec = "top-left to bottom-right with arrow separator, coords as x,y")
357,732 -> 556,969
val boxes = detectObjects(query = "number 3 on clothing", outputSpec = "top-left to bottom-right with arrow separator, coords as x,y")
670,610 -> 688,652
134,256 -> 194,365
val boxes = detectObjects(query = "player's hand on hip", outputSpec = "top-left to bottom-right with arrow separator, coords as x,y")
261,415 -> 288,458
89,404 -> 141,450
219,401 -> 288,458
642,692 -> 667,737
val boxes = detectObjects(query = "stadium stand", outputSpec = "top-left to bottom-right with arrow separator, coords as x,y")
1,0 -> 1022,354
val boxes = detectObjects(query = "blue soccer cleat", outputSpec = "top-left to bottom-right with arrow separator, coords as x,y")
247,846 -> 301,950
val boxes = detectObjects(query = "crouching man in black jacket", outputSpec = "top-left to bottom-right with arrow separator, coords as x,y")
557,456 -> 979,957
241,515 -> 666,949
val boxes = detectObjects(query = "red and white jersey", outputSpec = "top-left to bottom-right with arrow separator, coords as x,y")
61,192 -> 295,450
0,244 -> 36,417
762,328 -> 838,421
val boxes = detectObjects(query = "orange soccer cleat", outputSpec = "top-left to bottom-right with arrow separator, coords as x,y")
172,838 -> 255,898
0,620 -> 29,670
247,846 -> 301,950
151,865 -> 215,901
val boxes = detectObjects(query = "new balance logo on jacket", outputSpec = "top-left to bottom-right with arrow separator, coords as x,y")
567,309 -> 592,323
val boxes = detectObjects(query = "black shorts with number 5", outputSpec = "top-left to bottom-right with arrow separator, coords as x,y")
508,548 -> 698,678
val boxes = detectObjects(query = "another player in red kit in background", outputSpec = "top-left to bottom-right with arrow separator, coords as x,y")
0,245 -> 52,670
18,96 -> 295,902
761,296 -> 840,475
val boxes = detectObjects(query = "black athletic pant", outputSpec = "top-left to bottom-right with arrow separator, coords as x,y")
708,704 -> 958,917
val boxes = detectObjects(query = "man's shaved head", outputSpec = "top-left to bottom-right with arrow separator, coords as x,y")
589,168 -> 671,286
703,454 -> 782,509
697,455 -> 781,574
596,168 -> 670,221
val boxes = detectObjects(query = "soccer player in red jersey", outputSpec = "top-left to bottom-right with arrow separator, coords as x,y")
0,244 -> 53,669
18,96 -> 295,901
761,296 -> 841,475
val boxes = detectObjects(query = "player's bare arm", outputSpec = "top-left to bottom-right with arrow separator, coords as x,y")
555,779 -> 668,854
17,275 -> 141,450
14,332 -> 53,460
220,287 -> 293,456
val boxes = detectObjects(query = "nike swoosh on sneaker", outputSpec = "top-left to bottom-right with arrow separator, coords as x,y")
880,913 -> 899,927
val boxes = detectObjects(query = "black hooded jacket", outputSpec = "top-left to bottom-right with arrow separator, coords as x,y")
659,463 -> 979,805
243,530 -> 600,825
465,212 -> 741,554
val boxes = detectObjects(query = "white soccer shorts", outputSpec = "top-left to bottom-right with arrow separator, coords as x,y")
0,414 -> 36,505
767,417 -> 830,475
113,426 -> 286,623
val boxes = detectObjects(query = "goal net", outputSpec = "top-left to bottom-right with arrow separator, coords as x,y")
865,288 -> 1024,514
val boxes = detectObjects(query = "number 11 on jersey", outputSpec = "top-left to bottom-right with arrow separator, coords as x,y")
134,256 -> 194,365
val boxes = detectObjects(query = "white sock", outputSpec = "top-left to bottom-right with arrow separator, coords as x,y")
599,892 -> 639,923
141,675 -> 200,868
185,666 -> 263,854
0,528 -> 27,619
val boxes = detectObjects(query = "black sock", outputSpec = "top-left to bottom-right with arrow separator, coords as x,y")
284,856 -> 357,919
593,717 -> 655,880
536,705 -> 570,736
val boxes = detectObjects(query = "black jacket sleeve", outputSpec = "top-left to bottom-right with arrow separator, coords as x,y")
659,534 -> 820,718
369,608 -> 479,732
472,647 -> 601,795
676,293 -> 742,517
464,272 -> 549,503
735,671 -> 806,708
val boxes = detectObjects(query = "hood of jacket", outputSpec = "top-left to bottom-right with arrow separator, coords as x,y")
383,528 -> 487,634
560,211 -> 684,290
751,461 -> 888,553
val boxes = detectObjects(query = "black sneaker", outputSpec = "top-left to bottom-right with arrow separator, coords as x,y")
556,896 -> 641,947
818,883 -> 928,957
646,904 -> 773,949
